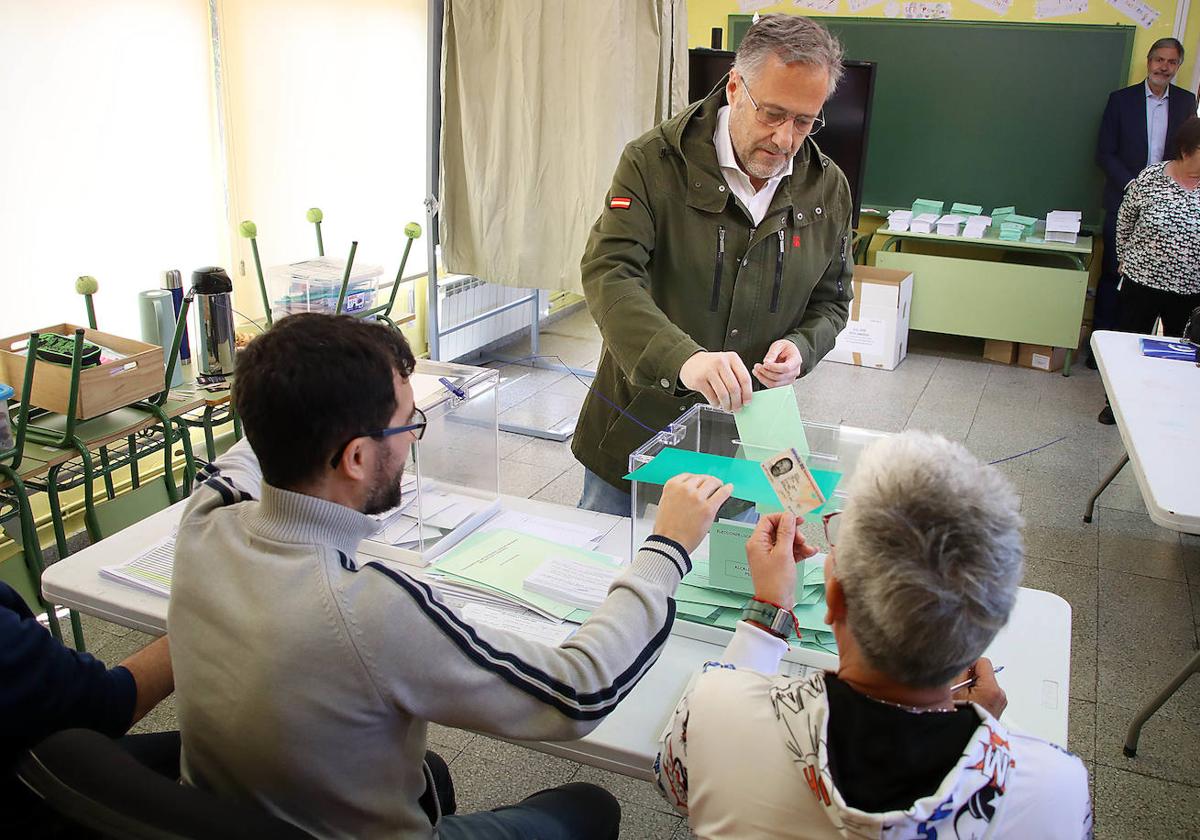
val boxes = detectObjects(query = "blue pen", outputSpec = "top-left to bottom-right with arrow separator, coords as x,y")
439,377 -> 466,399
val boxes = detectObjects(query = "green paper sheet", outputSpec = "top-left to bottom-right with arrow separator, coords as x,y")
990,206 -> 1016,217
624,448 -> 782,508
793,601 -> 832,632
675,582 -> 748,609
734,385 -> 810,460
434,529 -> 618,621
676,601 -> 722,620
950,202 -> 983,216
706,520 -> 757,595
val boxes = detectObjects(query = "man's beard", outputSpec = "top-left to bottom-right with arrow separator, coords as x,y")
363,454 -> 405,516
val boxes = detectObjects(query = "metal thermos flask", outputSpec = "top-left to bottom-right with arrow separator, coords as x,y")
191,267 -> 237,376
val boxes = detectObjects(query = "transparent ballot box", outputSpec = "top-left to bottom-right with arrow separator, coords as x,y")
628,404 -> 888,623
358,359 -> 500,567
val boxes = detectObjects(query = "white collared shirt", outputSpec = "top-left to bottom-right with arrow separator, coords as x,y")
1146,80 -> 1169,166
714,105 -> 792,226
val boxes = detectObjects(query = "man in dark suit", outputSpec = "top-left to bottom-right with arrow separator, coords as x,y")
1093,38 -> 1197,370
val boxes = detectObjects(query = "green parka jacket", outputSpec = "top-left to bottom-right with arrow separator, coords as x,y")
571,79 -> 854,491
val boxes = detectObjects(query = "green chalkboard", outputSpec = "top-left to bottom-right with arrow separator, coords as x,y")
729,16 -> 1134,227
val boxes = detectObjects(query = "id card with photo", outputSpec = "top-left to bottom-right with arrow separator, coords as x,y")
761,448 -> 826,516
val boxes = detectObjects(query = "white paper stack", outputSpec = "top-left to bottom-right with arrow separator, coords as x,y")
886,209 -> 913,232
936,214 -> 965,236
910,213 -> 940,234
1045,210 -> 1082,244
963,215 -> 992,238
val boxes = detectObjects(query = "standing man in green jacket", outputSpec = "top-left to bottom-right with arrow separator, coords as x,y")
573,14 -> 854,515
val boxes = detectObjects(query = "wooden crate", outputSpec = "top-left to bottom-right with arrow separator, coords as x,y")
0,324 -> 164,420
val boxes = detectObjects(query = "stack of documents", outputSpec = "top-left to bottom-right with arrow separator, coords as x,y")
950,202 -> 983,217
1044,210 -> 1082,244
911,198 -> 945,217
910,213 -> 940,234
998,223 -> 1025,241
429,528 -> 620,622
936,214 -> 965,236
886,209 -> 913,232
963,215 -> 992,238
101,532 -> 176,597
1005,213 -> 1037,233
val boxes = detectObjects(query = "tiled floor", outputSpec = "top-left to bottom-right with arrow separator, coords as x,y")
72,308 -> 1200,839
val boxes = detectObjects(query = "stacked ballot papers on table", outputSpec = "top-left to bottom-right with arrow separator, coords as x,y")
910,198 -> 945,217
950,202 -> 983,217
998,222 -> 1026,241
886,209 -> 913,232
963,215 -> 992,238
910,213 -> 940,234
429,528 -> 621,623
936,214 -> 965,236
1045,210 -> 1082,244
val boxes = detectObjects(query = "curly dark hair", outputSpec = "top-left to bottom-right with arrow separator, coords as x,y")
233,314 -> 416,488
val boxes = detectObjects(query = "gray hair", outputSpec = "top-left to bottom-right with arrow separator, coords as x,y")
734,14 -> 845,96
1148,37 -> 1184,61
834,431 -> 1024,688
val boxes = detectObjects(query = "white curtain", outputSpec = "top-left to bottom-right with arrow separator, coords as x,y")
215,0 -> 429,322
439,0 -> 688,294
0,0 -> 227,342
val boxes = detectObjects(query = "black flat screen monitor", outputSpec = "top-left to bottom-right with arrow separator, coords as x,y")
688,49 -> 876,229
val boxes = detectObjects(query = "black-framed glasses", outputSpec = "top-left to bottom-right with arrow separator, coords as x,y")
329,407 -> 427,469
741,75 -> 824,136
822,510 -> 842,547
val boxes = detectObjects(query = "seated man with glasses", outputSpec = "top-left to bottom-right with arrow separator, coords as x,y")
168,313 -> 734,839
575,13 -> 854,517
656,431 -> 1092,839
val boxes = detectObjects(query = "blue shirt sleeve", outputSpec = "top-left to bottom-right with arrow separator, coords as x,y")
0,583 -> 137,758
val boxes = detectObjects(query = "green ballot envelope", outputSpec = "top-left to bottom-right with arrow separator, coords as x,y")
734,385 -> 811,460
624,448 -> 782,508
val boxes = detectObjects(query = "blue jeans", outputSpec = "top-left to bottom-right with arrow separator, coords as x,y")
578,468 -> 632,517
438,782 -> 620,840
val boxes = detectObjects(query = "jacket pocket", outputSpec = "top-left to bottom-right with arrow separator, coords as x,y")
709,225 -> 725,312
770,229 -> 785,313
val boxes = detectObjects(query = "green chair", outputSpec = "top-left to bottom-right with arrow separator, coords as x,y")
89,475 -> 173,540
1,348 -> 70,644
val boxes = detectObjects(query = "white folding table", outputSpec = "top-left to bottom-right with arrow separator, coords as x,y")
1086,330 -> 1200,756
42,494 -> 1072,780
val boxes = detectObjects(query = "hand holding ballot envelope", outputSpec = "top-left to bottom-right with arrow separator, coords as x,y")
745,513 -> 820,607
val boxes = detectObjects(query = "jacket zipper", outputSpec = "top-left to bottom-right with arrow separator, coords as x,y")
709,226 -> 725,311
770,229 -> 785,313
835,233 -> 848,300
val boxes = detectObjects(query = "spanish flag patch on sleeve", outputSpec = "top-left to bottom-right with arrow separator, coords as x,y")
609,196 -> 632,210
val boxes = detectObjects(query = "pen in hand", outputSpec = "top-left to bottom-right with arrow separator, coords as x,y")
951,665 -> 1004,694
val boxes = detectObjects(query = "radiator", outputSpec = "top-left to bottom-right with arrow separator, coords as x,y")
437,275 -> 547,361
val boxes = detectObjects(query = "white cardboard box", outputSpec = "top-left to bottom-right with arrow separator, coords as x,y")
825,265 -> 913,371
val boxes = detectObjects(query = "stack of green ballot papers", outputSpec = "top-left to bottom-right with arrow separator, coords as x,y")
673,519 -> 839,655
430,529 -> 621,623
910,198 -> 944,218
998,222 -> 1026,241
949,202 -> 983,216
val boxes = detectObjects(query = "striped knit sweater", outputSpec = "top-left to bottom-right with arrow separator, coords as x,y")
168,439 -> 690,839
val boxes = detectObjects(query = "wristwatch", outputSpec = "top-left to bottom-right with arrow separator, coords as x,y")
741,598 -> 796,641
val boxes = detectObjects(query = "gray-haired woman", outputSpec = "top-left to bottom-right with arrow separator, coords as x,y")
657,431 -> 1092,839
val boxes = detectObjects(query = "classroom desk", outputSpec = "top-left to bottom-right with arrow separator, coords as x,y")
42,495 -> 1072,780
871,223 -> 1093,375
1084,330 -> 1200,756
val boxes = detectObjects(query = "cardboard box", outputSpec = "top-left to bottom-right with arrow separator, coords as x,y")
1017,343 -> 1067,373
825,266 -> 913,371
0,324 -> 164,419
983,339 -> 1018,364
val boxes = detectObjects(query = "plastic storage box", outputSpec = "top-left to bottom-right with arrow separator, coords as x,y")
357,359 -> 500,566
0,383 -> 14,452
627,404 -> 888,567
269,257 -> 384,318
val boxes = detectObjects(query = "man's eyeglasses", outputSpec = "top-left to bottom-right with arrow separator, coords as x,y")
741,75 -> 824,137
822,510 -> 842,547
329,407 -> 427,469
